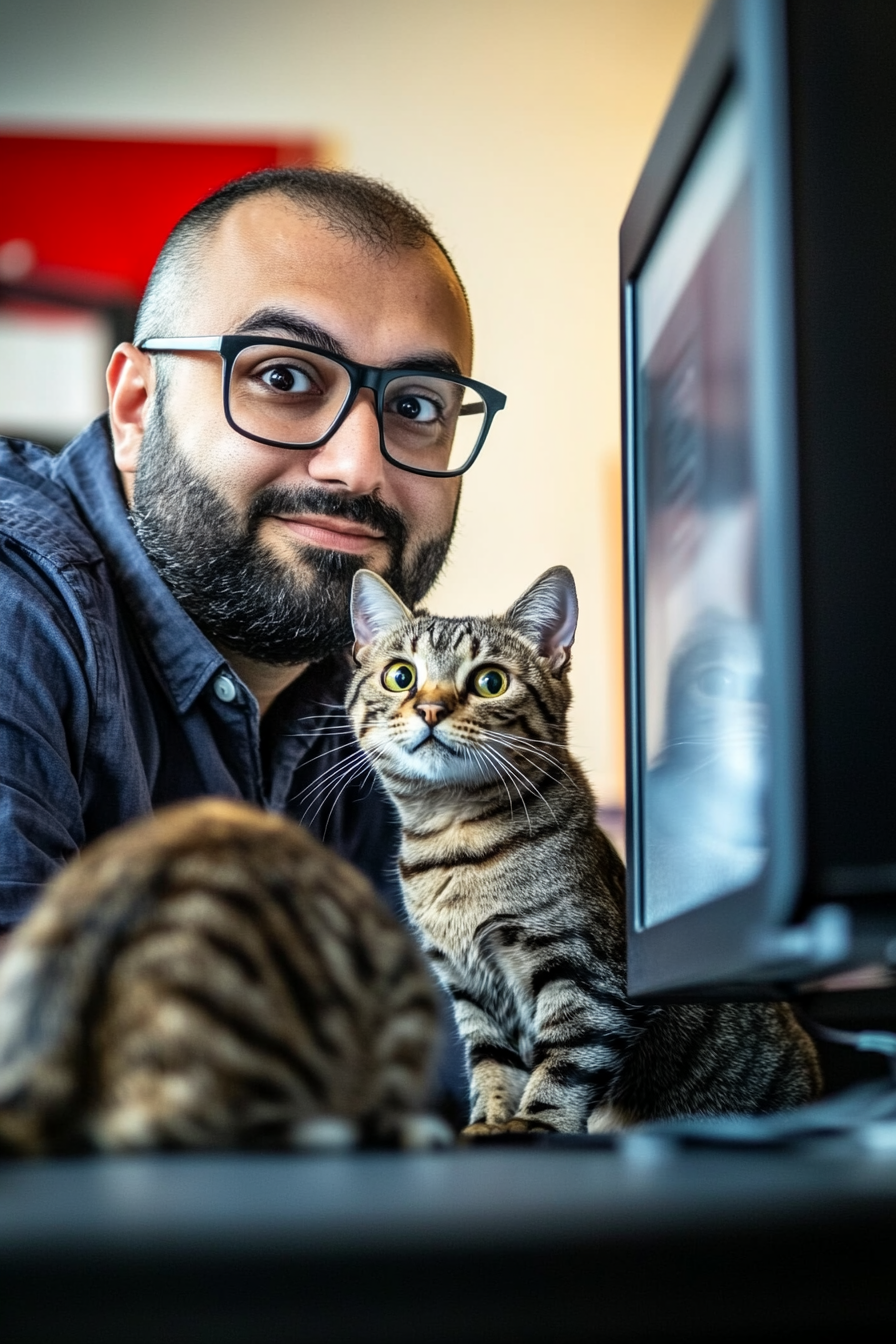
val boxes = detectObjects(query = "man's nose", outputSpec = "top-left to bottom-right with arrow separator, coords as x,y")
416,702 -> 449,728
305,390 -> 385,495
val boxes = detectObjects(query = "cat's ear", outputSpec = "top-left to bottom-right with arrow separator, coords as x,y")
351,570 -> 413,659
506,566 -> 578,672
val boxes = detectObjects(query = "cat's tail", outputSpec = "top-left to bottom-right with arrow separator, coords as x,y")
0,851 -> 156,1156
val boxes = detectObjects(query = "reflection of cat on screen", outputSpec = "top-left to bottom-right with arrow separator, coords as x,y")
645,611 -> 767,923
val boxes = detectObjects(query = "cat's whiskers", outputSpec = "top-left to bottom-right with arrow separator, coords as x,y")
291,738 -> 374,776
288,709 -> 350,720
460,742 -> 518,818
290,742 -> 374,794
288,726 -> 358,738
506,749 -> 569,794
479,726 -> 563,754
298,750 -> 383,833
295,699 -> 354,713
285,724 -> 357,740
480,730 -> 575,785
669,748 -> 765,789
480,727 -> 567,752
313,745 -> 391,837
473,741 -> 535,830
290,743 -> 387,831
284,726 -> 358,747
290,745 -> 377,809
285,706 -> 353,723
474,737 -> 563,832
665,729 -> 763,750
484,743 -> 561,828
662,726 -> 765,764
477,732 -> 561,789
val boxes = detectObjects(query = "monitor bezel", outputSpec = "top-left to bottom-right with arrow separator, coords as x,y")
621,0 -> 814,997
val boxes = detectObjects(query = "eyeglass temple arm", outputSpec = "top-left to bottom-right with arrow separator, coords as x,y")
459,401 -> 486,416
137,337 -> 225,353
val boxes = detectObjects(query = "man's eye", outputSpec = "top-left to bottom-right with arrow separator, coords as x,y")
259,364 -> 318,394
382,661 -> 417,693
387,392 -> 442,424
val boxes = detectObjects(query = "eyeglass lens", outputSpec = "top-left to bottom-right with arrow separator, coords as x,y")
227,344 -> 486,473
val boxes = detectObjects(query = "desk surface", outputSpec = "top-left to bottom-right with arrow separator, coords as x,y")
2,1140 -> 896,1344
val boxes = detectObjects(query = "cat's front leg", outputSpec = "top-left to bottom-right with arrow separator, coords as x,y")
464,1040 -> 530,1133
512,982 -> 638,1134
452,998 -> 528,1130
438,967 -> 529,1132
465,1045 -> 527,1130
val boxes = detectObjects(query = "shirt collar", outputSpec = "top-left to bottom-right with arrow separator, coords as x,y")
57,416 -> 227,713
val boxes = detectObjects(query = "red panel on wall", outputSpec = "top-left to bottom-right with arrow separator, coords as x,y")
0,133 -> 318,297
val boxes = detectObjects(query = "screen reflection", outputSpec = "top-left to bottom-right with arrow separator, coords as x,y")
636,86 -> 769,926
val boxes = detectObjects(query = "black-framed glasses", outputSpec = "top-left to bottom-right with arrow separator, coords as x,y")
137,334 -> 506,478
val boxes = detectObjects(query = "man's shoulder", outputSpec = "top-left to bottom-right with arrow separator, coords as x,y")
0,433 -> 115,656
0,434 -> 104,571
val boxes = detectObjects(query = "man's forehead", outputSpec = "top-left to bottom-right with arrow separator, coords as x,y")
185,193 -> 473,370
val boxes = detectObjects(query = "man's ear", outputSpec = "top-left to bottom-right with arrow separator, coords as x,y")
107,343 -> 154,503
506,566 -> 578,672
351,570 -> 413,660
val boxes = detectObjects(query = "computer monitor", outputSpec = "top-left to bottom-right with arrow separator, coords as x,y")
621,0 -> 896,1000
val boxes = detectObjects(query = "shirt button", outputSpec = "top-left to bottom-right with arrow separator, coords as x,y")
213,674 -> 237,703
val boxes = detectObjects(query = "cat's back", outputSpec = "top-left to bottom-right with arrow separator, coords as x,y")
610,998 -> 822,1122
0,799 -> 439,1153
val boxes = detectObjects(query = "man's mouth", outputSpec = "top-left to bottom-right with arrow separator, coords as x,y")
271,514 -> 386,555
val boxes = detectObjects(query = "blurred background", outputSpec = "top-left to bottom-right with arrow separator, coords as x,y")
0,0 -> 707,821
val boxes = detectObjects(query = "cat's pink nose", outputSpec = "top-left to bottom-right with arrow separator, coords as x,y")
416,702 -> 448,727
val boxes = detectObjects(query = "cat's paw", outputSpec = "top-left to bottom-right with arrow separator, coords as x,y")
393,1113 -> 456,1150
290,1116 -> 360,1150
460,1117 -> 556,1141
369,1112 -> 456,1149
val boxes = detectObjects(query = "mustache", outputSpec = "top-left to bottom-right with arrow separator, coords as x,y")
248,485 -> 408,548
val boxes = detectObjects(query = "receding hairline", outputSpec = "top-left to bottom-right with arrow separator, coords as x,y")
213,187 -> 468,303
134,169 -> 471,347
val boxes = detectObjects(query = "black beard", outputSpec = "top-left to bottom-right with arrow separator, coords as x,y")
129,400 -> 453,665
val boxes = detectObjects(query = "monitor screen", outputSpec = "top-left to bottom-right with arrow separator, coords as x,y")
634,85 -> 768,929
624,0 -> 896,998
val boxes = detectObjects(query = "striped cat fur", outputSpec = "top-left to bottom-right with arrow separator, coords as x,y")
347,565 -> 821,1136
0,799 -> 447,1154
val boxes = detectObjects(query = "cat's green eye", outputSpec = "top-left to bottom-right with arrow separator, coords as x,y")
472,667 -> 509,698
382,661 -> 417,693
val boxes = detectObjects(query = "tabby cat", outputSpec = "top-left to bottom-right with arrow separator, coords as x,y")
0,799 -> 447,1154
347,565 -> 821,1136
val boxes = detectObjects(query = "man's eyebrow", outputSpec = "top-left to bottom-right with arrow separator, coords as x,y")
232,308 -> 464,379
232,308 -> 347,356
383,352 -> 463,378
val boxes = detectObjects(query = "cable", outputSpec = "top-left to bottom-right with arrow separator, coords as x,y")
793,1006 -> 896,1082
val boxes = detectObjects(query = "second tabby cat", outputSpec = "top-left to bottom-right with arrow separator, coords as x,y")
0,799 -> 446,1154
347,565 -> 821,1136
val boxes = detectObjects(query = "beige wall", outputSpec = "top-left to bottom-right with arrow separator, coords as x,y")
0,0 -> 707,805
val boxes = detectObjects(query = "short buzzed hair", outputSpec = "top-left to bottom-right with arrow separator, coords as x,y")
134,166 -> 467,345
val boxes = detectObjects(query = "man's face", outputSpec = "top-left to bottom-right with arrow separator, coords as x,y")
125,194 -> 471,665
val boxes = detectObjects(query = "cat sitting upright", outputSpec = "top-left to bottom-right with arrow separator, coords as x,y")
348,564 -> 821,1136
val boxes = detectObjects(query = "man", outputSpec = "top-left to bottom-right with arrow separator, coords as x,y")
0,167 -> 504,976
